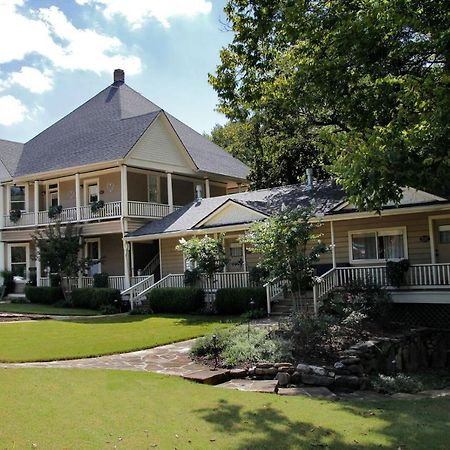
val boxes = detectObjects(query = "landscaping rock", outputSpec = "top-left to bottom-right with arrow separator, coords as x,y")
255,367 -> 277,377
274,362 -> 293,369
334,375 -> 361,390
229,368 -> 248,379
278,387 -> 337,400
301,374 -> 334,387
291,371 -> 302,384
256,362 -> 273,368
276,372 -> 291,387
218,379 -> 279,394
183,369 -> 230,385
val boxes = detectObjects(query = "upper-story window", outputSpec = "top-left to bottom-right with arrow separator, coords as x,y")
148,175 -> 160,203
10,185 -> 26,211
88,183 -> 99,203
47,183 -> 59,208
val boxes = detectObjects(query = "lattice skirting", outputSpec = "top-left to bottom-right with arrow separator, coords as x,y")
390,303 -> 450,329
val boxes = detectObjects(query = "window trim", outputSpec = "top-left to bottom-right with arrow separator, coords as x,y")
46,182 -> 60,209
84,238 -> 101,275
8,184 -> 28,212
7,243 -> 30,279
438,225 -> 450,244
83,178 -> 100,205
348,226 -> 408,264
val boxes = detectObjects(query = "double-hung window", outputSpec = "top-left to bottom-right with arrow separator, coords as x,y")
10,185 -> 26,211
350,228 -> 407,263
9,244 -> 28,278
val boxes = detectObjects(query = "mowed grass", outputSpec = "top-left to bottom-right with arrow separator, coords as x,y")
0,314 -> 235,362
0,368 -> 448,449
0,302 -> 99,316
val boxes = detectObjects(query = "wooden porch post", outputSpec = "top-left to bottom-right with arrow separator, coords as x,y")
205,179 -> 210,198
242,242 -> 247,272
330,221 -> 336,268
428,216 -> 436,264
123,240 -> 130,289
0,184 -> 5,229
34,180 -> 39,225
75,173 -> 81,222
36,250 -> 41,287
167,172 -> 174,213
130,241 -> 135,277
121,165 -> 128,217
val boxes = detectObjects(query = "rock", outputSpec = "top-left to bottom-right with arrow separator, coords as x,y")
278,387 -> 337,400
301,374 -> 334,387
218,379 -> 278,393
276,372 -> 291,387
229,368 -> 248,379
255,367 -> 277,377
248,367 -> 256,376
310,365 -> 327,376
291,371 -> 302,384
347,364 -> 364,376
334,375 -> 361,390
334,362 -> 345,370
296,363 -> 312,373
274,362 -> 293,369
256,362 -> 273,368
339,357 -> 361,365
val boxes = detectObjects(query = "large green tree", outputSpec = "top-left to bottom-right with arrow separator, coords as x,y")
210,0 -> 450,209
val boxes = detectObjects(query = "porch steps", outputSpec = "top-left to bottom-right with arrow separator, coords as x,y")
270,293 -> 315,316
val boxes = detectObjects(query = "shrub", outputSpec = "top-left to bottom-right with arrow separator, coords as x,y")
93,272 -> 109,288
372,374 -> 423,394
386,259 -> 410,287
1,270 -> 15,295
248,266 -> 269,286
72,288 -> 121,310
147,288 -> 204,313
24,286 -> 63,304
49,273 -> 61,287
215,288 -> 266,315
191,325 -> 291,367
184,268 -> 201,287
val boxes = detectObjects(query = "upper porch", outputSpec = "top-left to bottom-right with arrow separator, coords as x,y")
0,165 -> 230,229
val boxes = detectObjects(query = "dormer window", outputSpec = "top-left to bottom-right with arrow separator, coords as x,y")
10,185 -> 26,211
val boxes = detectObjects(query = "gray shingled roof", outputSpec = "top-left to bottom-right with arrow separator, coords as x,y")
0,139 -> 24,180
12,80 -> 250,179
128,181 -> 346,238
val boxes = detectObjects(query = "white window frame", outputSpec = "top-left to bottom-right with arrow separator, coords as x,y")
147,174 -> 161,203
348,227 -> 408,264
84,238 -> 101,274
229,242 -> 243,258
46,182 -> 60,209
8,184 -> 28,212
438,225 -> 450,244
7,243 -> 30,279
83,178 -> 100,205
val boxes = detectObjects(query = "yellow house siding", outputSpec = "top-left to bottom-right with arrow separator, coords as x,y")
160,237 -> 184,276
100,234 -> 124,275
128,172 -> 147,202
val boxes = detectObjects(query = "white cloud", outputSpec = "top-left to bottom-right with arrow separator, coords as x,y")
0,95 -> 28,126
0,1 -> 142,74
77,0 -> 213,29
5,66 -> 53,94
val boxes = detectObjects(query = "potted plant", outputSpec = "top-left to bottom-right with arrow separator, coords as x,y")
48,204 -> 63,219
90,200 -> 105,214
9,208 -> 21,223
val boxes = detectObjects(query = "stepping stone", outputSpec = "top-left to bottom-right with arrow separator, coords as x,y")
278,387 -> 337,399
218,379 -> 279,393
183,369 -> 230,385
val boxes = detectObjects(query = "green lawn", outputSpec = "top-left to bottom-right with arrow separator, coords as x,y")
0,368 -> 448,449
0,314 -> 235,362
0,302 -> 99,316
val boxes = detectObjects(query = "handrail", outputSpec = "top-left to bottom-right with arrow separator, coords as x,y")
140,253 -> 160,276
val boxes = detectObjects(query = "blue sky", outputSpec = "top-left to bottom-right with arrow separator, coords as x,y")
0,0 -> 232,143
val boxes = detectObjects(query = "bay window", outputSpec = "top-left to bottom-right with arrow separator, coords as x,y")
350,228 -> 407,262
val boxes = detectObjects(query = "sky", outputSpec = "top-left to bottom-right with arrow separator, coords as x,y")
0,0 -> 232,143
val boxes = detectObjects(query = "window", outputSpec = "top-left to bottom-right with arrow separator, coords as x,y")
85,239 -> 101,275
229,243 -> 243,258
87,183 -> 99,203
350,228 -> 406,262
47,183 -> 59,208
439,225 -> 450,244
10,185 -> 25,211
148,175 -> 160,203
9,244 -> 28,278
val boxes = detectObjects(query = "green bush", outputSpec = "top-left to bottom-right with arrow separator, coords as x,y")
93,273 -> 109,288
147,288 -> 205,313
1,270 -> 15,295
215,288 -> 266,315
72,288 -> 121,310
191,325 -> 291,367
49,273 -> 61,287
24,286 -> 64,304
372,374 -> 423,394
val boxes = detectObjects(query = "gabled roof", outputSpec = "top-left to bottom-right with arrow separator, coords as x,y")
128,181 -> 346,238
11,77 -> 250,180
0,139 -> 24,181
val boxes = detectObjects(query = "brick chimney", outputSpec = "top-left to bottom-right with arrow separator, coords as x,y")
113,69 -> 125,83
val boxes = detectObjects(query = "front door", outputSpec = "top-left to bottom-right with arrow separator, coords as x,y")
435,220 -> 450,263
85,239 -> 101,276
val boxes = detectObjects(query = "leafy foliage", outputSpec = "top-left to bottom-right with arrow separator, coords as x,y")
71,288 -> 122,311
386,259 -> 410,287
176,235 -> 227,279
372,374 -> 423,394
242,207 -> 328,298
24,286 -> 63,305
211,0 -> 450,208
48,205 -> 63,219
93,273 -> 109,288
215,287 -> 266,315
147,288 -> 205,313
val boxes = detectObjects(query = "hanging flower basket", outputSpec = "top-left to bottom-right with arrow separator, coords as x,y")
9,209 -> 21,223
48,204 -> 63,219
90,200 -> 105,214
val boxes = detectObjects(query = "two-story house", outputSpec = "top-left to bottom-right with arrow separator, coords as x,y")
0,69 -> 249,292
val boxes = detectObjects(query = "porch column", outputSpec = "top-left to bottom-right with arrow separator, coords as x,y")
0,184 -> 5,229
330,221 -> 336,268
205,179 -> 210,198
123,240 -> 130,289
121,165 -> 128,217
428,216 -> 436,264
34,180 -> 39,225
36,250 -> 41,287
75,173 -> 81,222
130,241 -> 135,277
78,236 -> 83,288
167,172 -> 174,213
242,242 -> 247,271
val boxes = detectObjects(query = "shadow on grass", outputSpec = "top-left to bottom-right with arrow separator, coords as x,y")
195,397 -> 450,449
68,313 -> 240,326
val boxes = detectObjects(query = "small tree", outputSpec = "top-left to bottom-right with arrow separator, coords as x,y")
242,207 -> 328,309
176,235 -> 228,286
33,222 -> 94,299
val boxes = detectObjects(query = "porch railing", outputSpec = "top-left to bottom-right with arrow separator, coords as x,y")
264,276 -> 288,315
39,275 -> 149,291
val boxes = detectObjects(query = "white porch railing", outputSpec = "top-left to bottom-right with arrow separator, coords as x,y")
264,276 -> 288,315
199,272 -> 251,290
120,274 -> 158,307
128,201 -> 171,219
4,211 -> 35,227
39,275 -> 149,291
80,201 -> 122,221
139,254 -> 160,276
